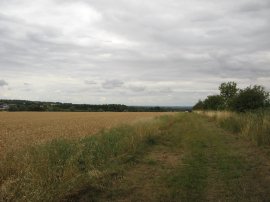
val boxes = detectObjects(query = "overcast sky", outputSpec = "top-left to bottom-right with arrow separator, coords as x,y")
0,0 -> 269,106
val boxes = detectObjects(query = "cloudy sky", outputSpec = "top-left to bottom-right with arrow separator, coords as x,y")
0,0 -> 270,106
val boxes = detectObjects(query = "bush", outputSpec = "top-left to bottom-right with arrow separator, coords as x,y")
193,100 -> 204,110
203,95 -> 225,110
231,85 -> 269,112
193,82 -> 269,112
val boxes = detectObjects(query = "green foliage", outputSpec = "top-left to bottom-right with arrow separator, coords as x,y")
203,95 -> 225,110
193,95 -> 225,111
0,99 -> 191,112
193,100 -> 204,110
193,82 -> 269,112
231,85 -> 270,112
219,82 -> 238,107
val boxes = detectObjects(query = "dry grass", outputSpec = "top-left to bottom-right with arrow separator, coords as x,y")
0,112 -> 173,157
195,110 -> 270,146
195,110 -> 234,119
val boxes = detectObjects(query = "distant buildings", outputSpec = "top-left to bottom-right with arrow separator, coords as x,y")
0,104 -> 9,110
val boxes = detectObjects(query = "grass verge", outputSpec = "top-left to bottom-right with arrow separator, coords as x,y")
164,113 -> 269,202
195,110 -> 270,146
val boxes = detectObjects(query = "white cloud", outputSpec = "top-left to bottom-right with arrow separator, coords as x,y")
0,0 -> 269,105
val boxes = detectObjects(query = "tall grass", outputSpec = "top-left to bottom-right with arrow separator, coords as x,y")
196,110 -> 270,146
0,115 -> 176,202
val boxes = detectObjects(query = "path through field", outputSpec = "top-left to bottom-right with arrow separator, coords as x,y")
76,113 -> 270,201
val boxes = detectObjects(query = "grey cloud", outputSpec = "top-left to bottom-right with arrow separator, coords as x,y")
85,80 -> 97,85
237,1 -> 270,13
0,79 -> 8,86
0,0 -> 269,105
128,85 -> 146,92
102,80 -> 124,89
159,87 -> 173,94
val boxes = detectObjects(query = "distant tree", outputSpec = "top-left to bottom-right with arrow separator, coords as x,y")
231,85 -> 270,112
204,95 -> 225,110
193,100 -> 204,110
153,106 -> 161,112
8,105 -> 18,111
28,104 -> 44,111
219,82 -> 238,108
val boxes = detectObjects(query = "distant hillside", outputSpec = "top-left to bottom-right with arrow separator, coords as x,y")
0,99 -> 192,112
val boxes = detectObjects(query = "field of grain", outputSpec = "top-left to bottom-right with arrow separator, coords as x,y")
0,112 -> 173,157
2,113 -> 270,201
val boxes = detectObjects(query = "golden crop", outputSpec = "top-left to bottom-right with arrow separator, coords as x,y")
0,112 -> 173,157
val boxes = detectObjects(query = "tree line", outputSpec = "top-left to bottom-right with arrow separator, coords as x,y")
193,82 -> 270,112
0,99 -> 190,112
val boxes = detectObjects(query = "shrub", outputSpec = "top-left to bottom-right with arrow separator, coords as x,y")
203,95 -> 225,110
231,85 -> 269,112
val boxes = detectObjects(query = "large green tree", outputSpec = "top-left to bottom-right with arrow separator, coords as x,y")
219,82 -> 238,108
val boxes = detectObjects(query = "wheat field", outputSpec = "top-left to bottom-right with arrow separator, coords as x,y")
0,112 -> 173,157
